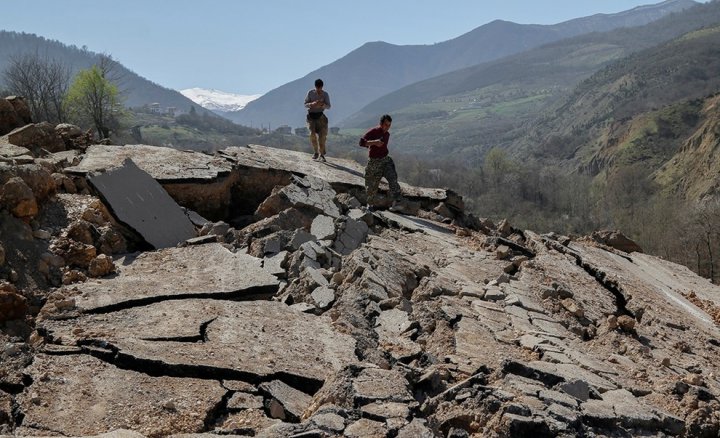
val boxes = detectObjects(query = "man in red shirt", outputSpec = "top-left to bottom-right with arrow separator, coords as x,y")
358,114 -> 403,210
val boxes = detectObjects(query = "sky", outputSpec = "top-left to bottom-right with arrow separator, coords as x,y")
1,0 -> 705,95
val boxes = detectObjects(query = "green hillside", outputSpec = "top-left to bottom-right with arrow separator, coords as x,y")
343,0 -> 720,163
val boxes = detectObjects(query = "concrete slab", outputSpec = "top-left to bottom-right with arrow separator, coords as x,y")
88,158 -> 196,249
224,144 -> 449,201
40,299 -> 357,388
57,243 -> 278,313
15,354 -> 226,437
66,144 -> 232,182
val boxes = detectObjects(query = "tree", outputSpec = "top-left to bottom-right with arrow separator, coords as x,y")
3,53 -> 70,123
65,60 -> 124,139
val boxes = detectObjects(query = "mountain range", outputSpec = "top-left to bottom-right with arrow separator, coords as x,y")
179,88 -> 261,115
341,0 -> 720,159
228,0 -> 698,128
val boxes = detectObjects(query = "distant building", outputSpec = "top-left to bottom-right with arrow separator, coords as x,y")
275,125 -> 292,135
295,127 -> 309,137
149,103 -> 162,114
330,127 -> 340,135
166,107 -> 176,117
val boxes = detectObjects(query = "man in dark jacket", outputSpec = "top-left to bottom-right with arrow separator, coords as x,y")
358,114 -> 403,210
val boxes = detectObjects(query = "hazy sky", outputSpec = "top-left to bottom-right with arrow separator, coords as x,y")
1,1 -> 702,94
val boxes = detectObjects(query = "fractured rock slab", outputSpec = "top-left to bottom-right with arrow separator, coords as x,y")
41,299 -> 357,388
16,354 -> 226,437
260,380 -> 313,422
59,243 -> 278,313
88,158 -> 196,249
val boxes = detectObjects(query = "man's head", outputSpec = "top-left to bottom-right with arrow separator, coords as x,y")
380,114 -> 392,132
314,78 -> 324,90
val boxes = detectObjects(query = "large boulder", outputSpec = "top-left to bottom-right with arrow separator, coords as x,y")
0,176 -> 38,218
7,122 -> 65,153
0,283 -> 27,322
6,96 -> 32,124
0,98 -> 21,135
591,230 -> 643,253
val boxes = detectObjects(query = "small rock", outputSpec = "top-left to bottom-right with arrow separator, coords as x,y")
88,254 -> 115,278
33,229 -> 52,240
311,286 -> 335,310
496,245 -> 511,260
561,298 -> 584,318
683,373 -> 704,386
54,298 -> 76,311
607,315 -> 618,330
163,399 -> 176,410
617,315 -> 636,332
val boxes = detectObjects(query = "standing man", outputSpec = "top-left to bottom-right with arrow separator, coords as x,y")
304,78 -> 331,162
359,114 -> 403,210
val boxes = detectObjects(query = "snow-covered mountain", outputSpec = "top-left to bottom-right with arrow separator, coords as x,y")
180,88 -> 262,113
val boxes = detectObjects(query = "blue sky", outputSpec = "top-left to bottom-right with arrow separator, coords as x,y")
1,1 -> 703,94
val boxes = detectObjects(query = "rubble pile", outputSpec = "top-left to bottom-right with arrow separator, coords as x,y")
1,138 -> 720,437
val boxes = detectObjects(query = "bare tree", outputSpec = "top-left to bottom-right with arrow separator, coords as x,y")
3,53 -> 70,123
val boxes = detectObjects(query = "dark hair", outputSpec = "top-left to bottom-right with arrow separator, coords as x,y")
314,79 -> 324,87
380,114 -> 392,125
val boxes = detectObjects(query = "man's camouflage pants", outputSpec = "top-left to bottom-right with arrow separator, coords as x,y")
365,155 -> 401,206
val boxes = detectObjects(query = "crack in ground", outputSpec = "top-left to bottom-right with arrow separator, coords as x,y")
67,339 -> 325,395
543,238 -> 633,317
142,317 -> 217,343
83,284 -> 279,315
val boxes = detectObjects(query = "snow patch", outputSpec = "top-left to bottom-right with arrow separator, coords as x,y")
180,87 -> 262,113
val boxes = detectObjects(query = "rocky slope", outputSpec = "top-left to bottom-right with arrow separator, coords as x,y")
1,110 -> 720,437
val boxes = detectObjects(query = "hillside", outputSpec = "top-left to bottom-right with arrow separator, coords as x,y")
520,24 -> 720,179
343,0 -> 720,160
2,136 -> 720,436
228,0 -> 696,129
0,31 -> 210,115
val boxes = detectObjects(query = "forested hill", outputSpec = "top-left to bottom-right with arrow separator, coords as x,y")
228,0 -> 696,129
0,31 -> 207,114
341,0 -> 720,158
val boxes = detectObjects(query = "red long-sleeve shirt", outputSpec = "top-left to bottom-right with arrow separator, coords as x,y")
358,126 -> 390,159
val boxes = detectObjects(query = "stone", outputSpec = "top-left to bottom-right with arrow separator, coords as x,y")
607,315 -> 618,330
617,315 -> 636,332
561,298 -> 584,318
260,380 -> 312,422
87,158 -> 196,249
352,368 -> 414,405
0,290 -> 28,322
344,419 -> 387,438
501,413 -> 553,437
1,176 -> 38,217
291,230 -> 316,250
40,299 -> 357,387
497,244 -> 511,259
483,285 -> 505,301
396,418 -> 435,438
348,207 -> 373,226
263,250 -> 289,278
311,214 -> 336,240
334,217 -> 369,256
16,354 -> 227,437
360,401 -> 410,421
591,230 -> 643,253
88,254 -> 116,278
310,412 -> 346,433
57,243 -> 278,313
8,123 -> 64,152
311,286 -> 335,309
